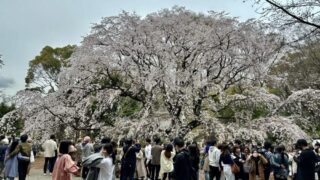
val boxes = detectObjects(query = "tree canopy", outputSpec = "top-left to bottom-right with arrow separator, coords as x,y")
25,45 -> 76,93
250,0 -> 320,43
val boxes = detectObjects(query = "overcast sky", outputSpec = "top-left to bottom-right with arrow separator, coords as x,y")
0,0 -> 257,96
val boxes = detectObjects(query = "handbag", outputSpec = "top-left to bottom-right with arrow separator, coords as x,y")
231,163 -> 240,174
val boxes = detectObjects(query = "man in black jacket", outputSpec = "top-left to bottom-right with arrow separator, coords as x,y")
120,138 -> 141,180
172,137 -> 195,180
295,139 -> 317,180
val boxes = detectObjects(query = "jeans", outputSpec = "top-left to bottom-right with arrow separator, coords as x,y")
18,160 -> 29,180
204,171 -> 210,180
43,157 -> 56,173
209,166 -> 221,180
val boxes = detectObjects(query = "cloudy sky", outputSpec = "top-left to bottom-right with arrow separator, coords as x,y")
0,0 -> 257,96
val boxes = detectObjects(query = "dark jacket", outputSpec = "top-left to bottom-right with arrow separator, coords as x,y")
172,148 -> 195,180
121,144 -> 141,167
296,148 -> 317,180
234,153 -> 246,180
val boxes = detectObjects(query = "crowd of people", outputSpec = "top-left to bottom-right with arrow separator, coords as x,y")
0,133 -> 320,180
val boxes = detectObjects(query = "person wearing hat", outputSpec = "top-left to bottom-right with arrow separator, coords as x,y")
0,135 -> 9,179
295,139 -> 318,180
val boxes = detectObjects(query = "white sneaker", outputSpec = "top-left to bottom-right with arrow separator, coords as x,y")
50,173 -> 52,176
44,173 -> 47,176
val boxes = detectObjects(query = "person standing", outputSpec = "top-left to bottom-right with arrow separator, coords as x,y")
189,144 -> 200,180
75,138 -> 83,167
171,137 -> 195,180
144,138 -> 152,179
151,137 -> 163,180
81,136 -> 94,179
295,139 -> 317,180
233,146 -> 246,180
42,135 -> 58,176
271,145 -> 289,180
52,140 -> 80,180
0,136 -> 9,179
219,144 -> 235,180
120,138 -> 141,180
208,140 -> 221,180
261,142 -> 274,180
247,149 -> 268,180
7,134 -> 31,180
159,144 -> 175,180
4,139 -> 19,180
136,149 -> 147,179
95,143 -> 115,180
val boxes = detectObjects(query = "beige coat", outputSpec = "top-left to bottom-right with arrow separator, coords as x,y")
247,155 -> 268,180
136,150 -> 147,178
203,155 -> 210,172
159,150 -> 176,178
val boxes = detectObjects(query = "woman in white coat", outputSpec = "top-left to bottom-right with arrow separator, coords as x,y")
159,144 -> 175,180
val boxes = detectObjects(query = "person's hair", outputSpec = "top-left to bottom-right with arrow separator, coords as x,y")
154,137 -> 161,144
188,144 -> 199,157
296,139 -> 308,148
59,140 -> 73,154
276,145 -> 286,153
164,144 -> 173,159
20,134 -> 28,143
9,139 -> 19,153
233,146 -> 241,154
173,137 -> 184,148
234,139 -> 242,145
111,141 -> 118,148
243,146 -> 251,153
50,135 -> 56,140
264,141 -> 272,149
146,138 -> 151,144
0,135 -> 5,141
221,144 -> 230,155
125,138 -> 133,146
103,143 -> 113,155
212,139 -> 217,146
186,141 -> 191,147
101,137 -> 111,144
252,148 -> 258,153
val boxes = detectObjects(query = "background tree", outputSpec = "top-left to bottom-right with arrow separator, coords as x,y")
250,0 -> 320,43
65,7 -> 281,137
270,41 -> 320,91
25,45 -> 76,93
